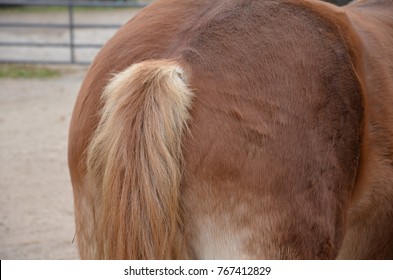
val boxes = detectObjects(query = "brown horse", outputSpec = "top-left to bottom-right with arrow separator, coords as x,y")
68,0 -> 393,259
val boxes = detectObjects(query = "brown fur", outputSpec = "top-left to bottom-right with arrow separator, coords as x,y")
337,0 -> 393,259
68,0 -> 393,259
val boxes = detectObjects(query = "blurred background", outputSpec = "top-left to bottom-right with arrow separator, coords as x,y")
0,0 -> 352,260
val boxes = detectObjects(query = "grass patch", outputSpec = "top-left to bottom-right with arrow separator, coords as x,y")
0,6 -> 66,13
0,64 -> 61,79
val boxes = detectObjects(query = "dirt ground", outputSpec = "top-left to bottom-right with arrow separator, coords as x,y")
0,66 -> 85,259
0,8 -> 141,260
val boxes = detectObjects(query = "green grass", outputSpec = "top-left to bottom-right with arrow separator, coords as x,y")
0,6 -> 66,13
0,64 -> 61,79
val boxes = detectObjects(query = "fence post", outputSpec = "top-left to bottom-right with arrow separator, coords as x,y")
68,0 -> 75,63
0,0 -> 149,65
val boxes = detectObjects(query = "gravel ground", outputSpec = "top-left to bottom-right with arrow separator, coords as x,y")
0,8 -> 141,260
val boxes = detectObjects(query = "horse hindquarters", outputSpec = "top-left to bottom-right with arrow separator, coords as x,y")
178,1 -> 364,259
69,0 -> 368,259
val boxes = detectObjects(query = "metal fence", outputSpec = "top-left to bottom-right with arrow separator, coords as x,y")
0,0 -> 353,65
0,0 -> 149,65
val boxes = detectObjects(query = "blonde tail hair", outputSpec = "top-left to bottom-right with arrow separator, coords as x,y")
86,60 -> 193,259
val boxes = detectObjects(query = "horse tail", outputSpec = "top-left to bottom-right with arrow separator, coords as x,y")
86,60 -> 193,259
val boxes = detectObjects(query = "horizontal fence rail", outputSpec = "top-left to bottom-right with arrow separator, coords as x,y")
0,0 -> 150,65
0,0 -> 352,65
